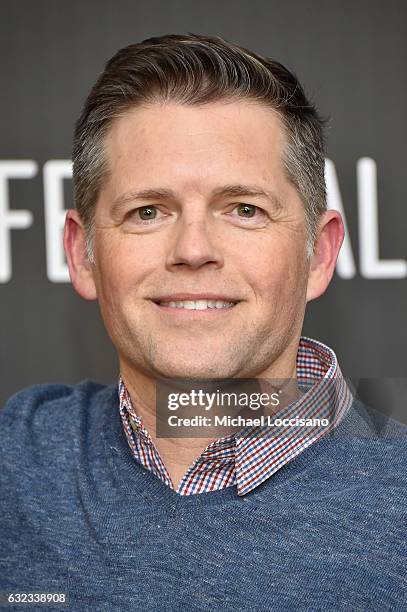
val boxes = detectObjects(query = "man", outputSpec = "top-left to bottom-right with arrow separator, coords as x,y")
1,34 -> 405,611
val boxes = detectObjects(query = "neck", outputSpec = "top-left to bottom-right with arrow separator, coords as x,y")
119,350 -> 299,490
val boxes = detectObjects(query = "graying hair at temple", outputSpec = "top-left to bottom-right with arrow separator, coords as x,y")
72,33 -> 327,262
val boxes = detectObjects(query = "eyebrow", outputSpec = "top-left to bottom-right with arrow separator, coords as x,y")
110,184 -> 283,218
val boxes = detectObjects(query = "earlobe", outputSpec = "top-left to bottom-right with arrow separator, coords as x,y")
63,210 -> 98,300
306,211 -> 344,303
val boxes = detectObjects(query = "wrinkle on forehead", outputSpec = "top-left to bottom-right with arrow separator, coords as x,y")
99,100 -> 297,216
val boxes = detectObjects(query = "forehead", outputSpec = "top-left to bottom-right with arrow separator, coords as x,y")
101,100 -> 289,201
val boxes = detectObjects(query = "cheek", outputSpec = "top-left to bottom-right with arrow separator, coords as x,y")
243,243 -> 308,305
95,235 -> 156,292
93,246 -> 133,318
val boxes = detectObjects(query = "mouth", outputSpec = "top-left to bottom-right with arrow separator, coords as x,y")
150,297 -> 240,314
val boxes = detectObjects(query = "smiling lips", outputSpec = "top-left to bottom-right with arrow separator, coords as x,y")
152,293 -> 239,311
158,299 -> 235,310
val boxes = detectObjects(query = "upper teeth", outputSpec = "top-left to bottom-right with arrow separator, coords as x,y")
158,300 -> 235,309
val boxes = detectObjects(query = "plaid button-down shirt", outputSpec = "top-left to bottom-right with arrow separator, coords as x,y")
119,336 -> 353,496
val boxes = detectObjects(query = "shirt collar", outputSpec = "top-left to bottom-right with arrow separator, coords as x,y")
234,336 -> 353,494
118,336 -> 353,496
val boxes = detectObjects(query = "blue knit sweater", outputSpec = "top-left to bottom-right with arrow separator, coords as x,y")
0,381 -> 406,611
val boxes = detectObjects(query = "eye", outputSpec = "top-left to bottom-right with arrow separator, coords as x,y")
122,204 -> 171,232
230,203 -> 267,222
236,204 -> 257,218
136,206 -> 158,221
126,205 -> 164,224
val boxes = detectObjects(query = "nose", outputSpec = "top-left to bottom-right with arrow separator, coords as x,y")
165,214 -> 223,271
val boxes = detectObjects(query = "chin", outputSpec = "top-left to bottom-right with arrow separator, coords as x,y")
152,359 -> 233,381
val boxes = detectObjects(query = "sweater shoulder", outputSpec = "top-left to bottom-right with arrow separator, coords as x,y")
314,398 -> 407,491
0,381 -> 117,472
1,380 -> 110,423
342,397 -> 407,444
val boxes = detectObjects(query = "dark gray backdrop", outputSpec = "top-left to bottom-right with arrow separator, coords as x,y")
1,1 -> 406,419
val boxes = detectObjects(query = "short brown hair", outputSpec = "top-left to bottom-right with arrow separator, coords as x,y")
72,33 -> 327,258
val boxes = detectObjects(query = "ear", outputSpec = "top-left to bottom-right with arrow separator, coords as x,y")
306,210 -> 344,302
63,209 -> 98,300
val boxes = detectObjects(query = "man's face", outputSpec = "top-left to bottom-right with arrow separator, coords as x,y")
90,100 -> 311,380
